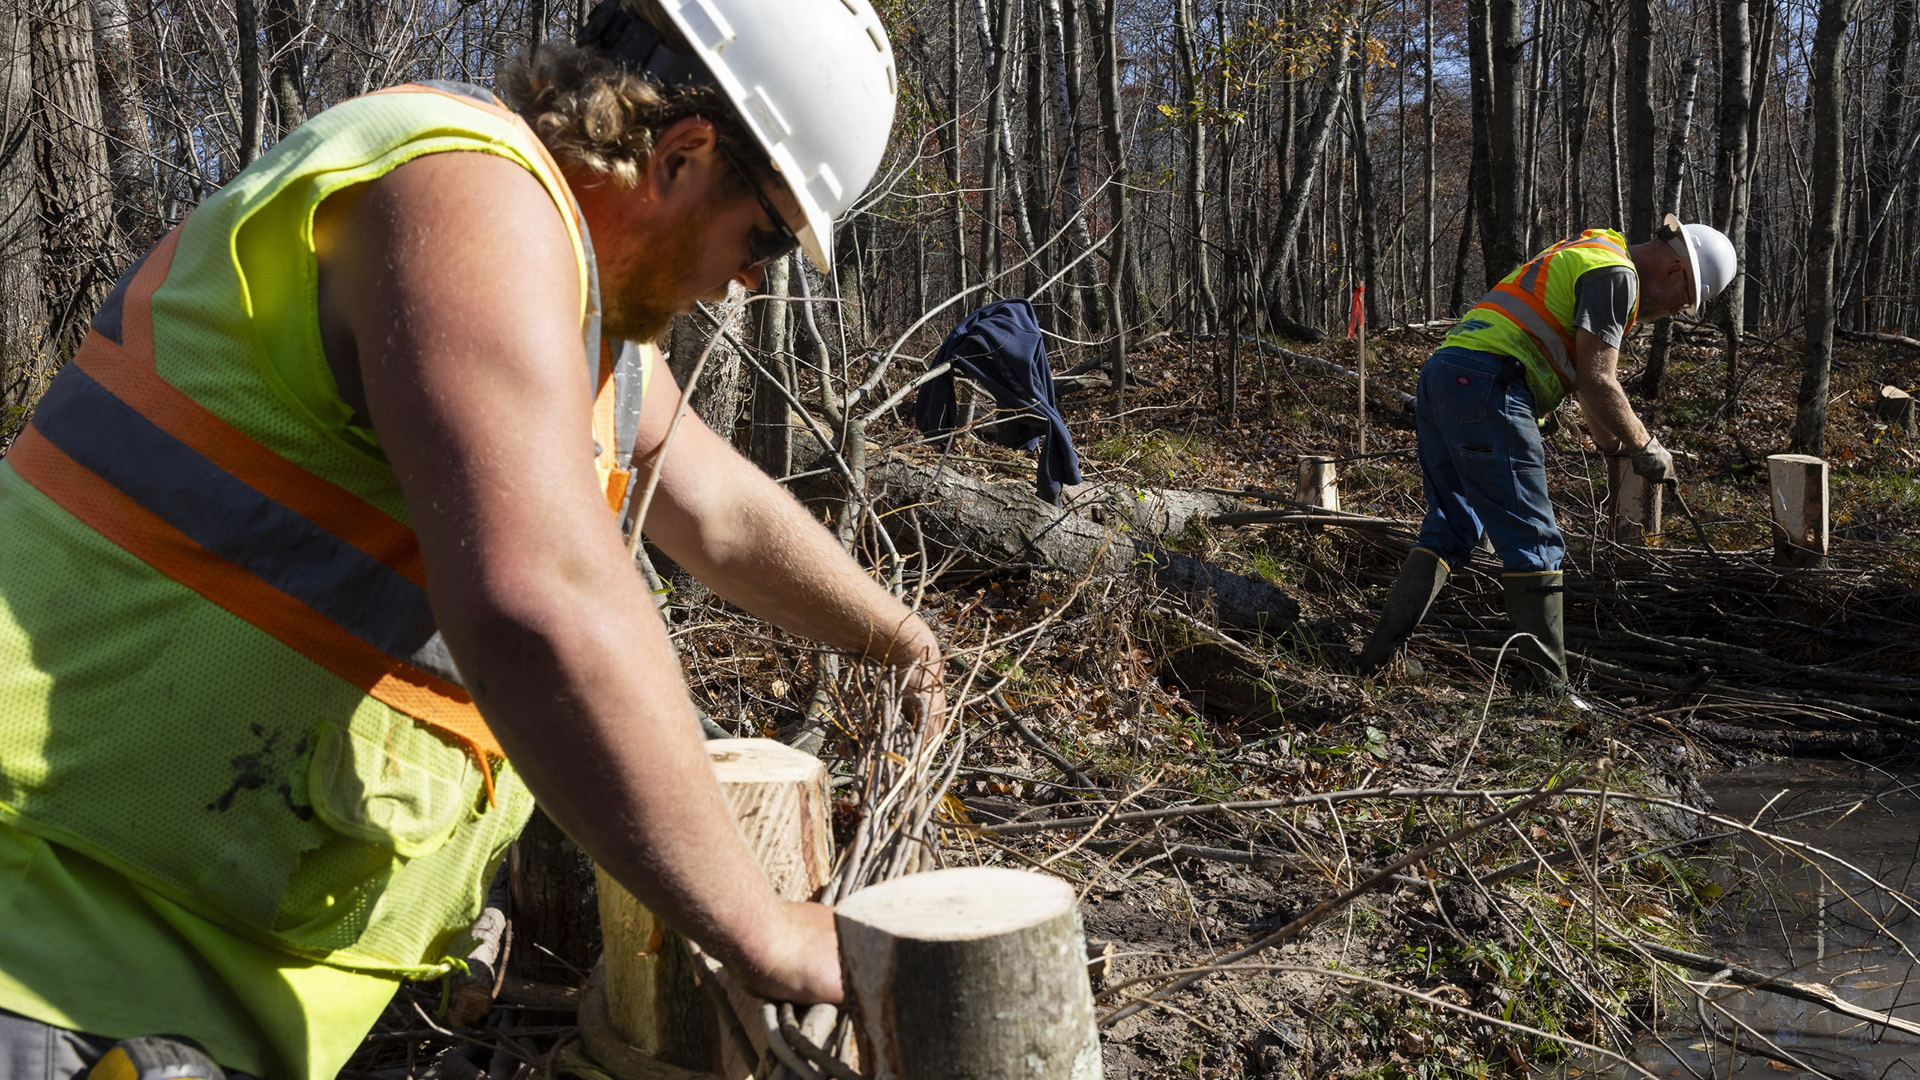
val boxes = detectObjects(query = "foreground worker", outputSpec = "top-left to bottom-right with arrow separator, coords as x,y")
0,1 -> 929,1076
1355,215 -> 1737,686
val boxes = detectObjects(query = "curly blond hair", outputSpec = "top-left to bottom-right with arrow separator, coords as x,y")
500,4 -> 755,190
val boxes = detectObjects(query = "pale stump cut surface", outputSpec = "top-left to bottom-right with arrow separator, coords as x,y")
1767,454 -> 1830,567
593,739 -> 832,1078
837,867 -> 1103,1080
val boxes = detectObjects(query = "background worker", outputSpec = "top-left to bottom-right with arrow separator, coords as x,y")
1354,214 -> 1737,686
0,1 -> 927,1077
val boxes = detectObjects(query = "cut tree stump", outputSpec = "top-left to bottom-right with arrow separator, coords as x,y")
837,867 -> 1102,1080
1606,455 -> 1662,543
1296,456 -> 1338,534
1877,385 -> 1915,436
592,740 -> 832,1079
1767,454 -> 1830,568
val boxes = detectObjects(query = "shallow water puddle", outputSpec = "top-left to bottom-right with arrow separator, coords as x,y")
1566,760 -> 1920,1079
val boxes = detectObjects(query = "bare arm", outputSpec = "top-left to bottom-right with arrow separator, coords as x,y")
632,370 -> 941,676
1572,327 -> 1650,455
317,151 -> 839,1002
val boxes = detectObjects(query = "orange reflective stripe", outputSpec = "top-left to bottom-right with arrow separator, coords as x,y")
8,429 -> 504,790
79,227 -> 430,587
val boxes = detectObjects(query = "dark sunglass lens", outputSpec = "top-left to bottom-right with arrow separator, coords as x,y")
747,228 -> 799,268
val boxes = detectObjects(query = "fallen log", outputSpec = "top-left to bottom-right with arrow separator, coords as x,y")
1837,327 -> 1920,352
792,437 -> 1300,632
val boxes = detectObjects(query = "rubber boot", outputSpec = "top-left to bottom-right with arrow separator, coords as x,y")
1500,571 -> 1568,692
1354,548 -> 1450,673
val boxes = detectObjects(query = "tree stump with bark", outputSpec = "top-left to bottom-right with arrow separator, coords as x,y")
837,867 -> 1102,1080
1767,454 -> 1830,568
1877,385 -> 1915,436
1606,455 -> 1662,543
588,740 -> 832,1079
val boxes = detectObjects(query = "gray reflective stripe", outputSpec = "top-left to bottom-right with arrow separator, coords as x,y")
1516,258 -> 1544,294
1576,235 -> 1628,258
580,208 -> 602,397
613,339 -> 645,461
31,362 -> 448,670
1475,291 -> 1576,389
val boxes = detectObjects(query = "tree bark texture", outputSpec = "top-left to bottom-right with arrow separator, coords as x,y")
750,257 -> 792,475
1,0 -> 43,445
237,0 -> 262,167
1860,0 -> 1914,329
510,807 -> 603,984
1714,0 -> 1754,414
1256,20 -> 1347,338
837,867 -> 1102,1080
1637,45 -> 1702,399
89,0 -> 158,251
1792,0 -> 1859,453
1625,0 -> 1657,242
791,436 -> 1301,632
263,0 -> 307,136
1469,0 -> 1526,279
31,0 -> 116,366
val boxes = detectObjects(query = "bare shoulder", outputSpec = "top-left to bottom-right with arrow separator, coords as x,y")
319,150 -> 581,351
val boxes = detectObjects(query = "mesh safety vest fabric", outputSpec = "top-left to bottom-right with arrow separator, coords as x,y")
0,83 -> 647,976
1443,228 -> 1639,416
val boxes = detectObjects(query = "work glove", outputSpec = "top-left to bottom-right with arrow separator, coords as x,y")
1629,435 -> 1676,484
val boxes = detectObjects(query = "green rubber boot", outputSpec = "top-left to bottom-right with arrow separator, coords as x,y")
1354,549 -> 1450,673
1500,570 -> 1568,692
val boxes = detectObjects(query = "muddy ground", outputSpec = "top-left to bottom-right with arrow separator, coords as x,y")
347,326 -> 1919,1079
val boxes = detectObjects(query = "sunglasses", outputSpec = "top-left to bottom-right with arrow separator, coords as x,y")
714,139 -> 801,269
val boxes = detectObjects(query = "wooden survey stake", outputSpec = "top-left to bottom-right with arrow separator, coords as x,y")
837,867 -> 1103,1080
588,739 -> 833,1079
1607,455 -> 1663,543
1768,454 -> 1830,568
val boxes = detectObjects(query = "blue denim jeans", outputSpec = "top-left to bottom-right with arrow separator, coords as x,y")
1414,347 -> 1565,574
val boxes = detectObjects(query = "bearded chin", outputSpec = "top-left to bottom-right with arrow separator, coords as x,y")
603,299 -> 674,345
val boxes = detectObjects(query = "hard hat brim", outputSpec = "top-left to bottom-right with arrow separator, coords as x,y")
1662,212 -> 1704,316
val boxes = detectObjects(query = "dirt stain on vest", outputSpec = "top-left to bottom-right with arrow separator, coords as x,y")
207,722 -> 313,820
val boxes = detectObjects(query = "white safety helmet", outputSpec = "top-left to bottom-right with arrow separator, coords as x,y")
1658,213 -> 1738,316
580,0 -> 898,270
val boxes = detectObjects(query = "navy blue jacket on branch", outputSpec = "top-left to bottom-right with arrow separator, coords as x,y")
912,298 -> 1084,505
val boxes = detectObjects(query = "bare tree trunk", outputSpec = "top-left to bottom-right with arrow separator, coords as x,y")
1715,0 -> 1753,416
1042,0 -> 1101,332
1636,45 -> 1702,399
1423,0 -> 1435,318
1450,156 -> 1479,315
1092,0 -> 1130,407
264,0 -> 306,135
1349,39 -> 1381,329
974,0 -> 1037,284
947,0 -> 969,295
89,0 -> 158,251
1860,0 -> 1914,329
1255,20 -> 1348,338
1625,0 -> 1657,241
1791,0 -> 1859,454
1173,0 -> 1216,334
236,0 -> 262,167
32,0 -> 117,364
1468,0 -> 1527,279
750,257 -> 792,477
1,0 -> 43,446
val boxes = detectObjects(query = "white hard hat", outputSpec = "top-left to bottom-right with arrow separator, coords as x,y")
1659,213 -> 1738,315
581,0 -> 898,269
